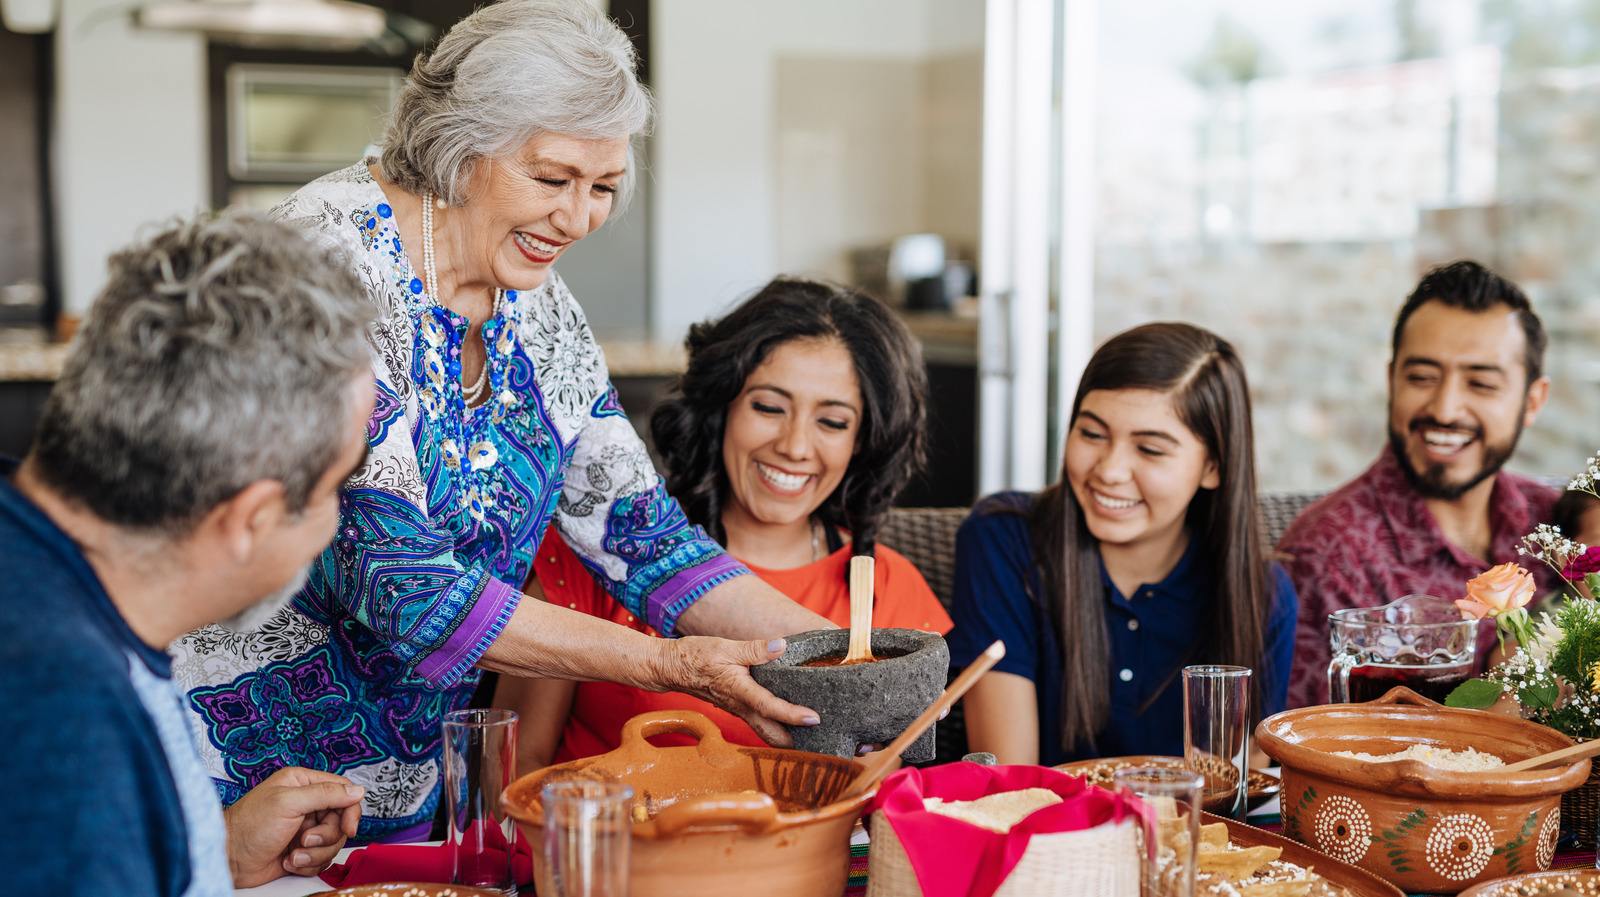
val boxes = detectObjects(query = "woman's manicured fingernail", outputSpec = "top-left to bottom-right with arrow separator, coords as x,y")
303,833 -> 324,847
857,744 -> 874,755
801,715 -> 821,725
766,638 -> 785,654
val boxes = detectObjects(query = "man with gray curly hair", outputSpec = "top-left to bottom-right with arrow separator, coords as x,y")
0,211 -> 378,893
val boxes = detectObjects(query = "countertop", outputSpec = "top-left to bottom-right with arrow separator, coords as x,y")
0,312 -> 978,383
0,343 -> 69,382
0,340 -> 686,384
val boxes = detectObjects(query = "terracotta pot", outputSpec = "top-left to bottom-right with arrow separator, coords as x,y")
1257,687 -> 1592,895
500,709 -> 875,897
748,627 -> 949,760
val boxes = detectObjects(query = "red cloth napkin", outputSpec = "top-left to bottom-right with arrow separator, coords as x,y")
319,823 -> 536,889
865,764 -> 1146,897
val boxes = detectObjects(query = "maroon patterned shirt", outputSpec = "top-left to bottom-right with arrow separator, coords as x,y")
1278,445 -> 1558,708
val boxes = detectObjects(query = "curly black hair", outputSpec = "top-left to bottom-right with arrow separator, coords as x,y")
649,278 -> 928,558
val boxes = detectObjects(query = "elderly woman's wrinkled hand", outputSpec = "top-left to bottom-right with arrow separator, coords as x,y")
650,636 -> 821,748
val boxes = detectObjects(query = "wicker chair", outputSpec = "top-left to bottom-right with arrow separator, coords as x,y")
878,489 -> 1328,764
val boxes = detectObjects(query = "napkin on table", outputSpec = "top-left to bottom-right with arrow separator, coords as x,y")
318,822 -> 536,889
866,763 -> 1148,897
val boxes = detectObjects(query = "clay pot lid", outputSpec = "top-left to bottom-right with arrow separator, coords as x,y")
1256,687 -> 1592,798
501,709 -> 877,840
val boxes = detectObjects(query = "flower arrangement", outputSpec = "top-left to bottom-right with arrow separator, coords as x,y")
1445,461 -> 1600,738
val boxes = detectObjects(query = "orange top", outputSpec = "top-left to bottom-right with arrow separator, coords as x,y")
534,524 -> 952,761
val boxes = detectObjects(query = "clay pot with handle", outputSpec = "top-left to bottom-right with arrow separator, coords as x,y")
501,709 -> 876,897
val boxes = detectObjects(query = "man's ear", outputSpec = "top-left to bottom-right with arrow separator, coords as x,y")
201,480 -> 288,564
1524,375 -> 1552,428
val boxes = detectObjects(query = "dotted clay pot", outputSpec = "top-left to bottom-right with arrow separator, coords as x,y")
749,628 -> 949,761
1257,687 -> 1592,895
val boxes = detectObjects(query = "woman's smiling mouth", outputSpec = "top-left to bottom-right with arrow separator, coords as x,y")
1091,490 -> 1141,512
514,231 -> 564,260
757,461 -> 812,493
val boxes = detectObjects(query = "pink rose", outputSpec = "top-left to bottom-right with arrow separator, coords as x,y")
1456,563 -> 1537,620
1563,545 -> 1600,580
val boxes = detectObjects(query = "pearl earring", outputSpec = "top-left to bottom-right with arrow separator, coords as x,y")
435,195 -> 448,210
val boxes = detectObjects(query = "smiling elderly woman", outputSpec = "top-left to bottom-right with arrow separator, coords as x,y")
169,0 -> 828,842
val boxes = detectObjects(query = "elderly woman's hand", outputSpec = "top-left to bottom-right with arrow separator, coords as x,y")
648,636 -> 821,747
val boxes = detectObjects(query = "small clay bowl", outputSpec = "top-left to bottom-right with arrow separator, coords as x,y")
1257,686 -> 1592,894
1054,755 -> 1281,812
1457,868 -> 1600,897
749,628 -> 949,761
309,886 -> 507,896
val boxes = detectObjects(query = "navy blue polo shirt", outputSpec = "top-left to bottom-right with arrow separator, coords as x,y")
946,491 -> 1297,767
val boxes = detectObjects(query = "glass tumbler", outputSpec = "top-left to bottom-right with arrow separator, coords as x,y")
1114,765 -> 1204,897
443,708 -> 520,895
541,779 -> 634,897
1182,664 -> 1251,820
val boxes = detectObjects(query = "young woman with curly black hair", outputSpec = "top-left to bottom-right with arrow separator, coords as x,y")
499,278 -> 952,769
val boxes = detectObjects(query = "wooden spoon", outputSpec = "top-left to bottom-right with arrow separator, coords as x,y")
1501,738 -> 1600,772
844,555 -> 875,664
841,639 -> 1007,799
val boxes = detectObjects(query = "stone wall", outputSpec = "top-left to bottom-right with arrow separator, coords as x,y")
1094,64 -> 1600,494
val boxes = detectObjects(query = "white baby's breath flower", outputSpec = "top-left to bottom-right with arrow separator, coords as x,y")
1520,523 -> 1586,572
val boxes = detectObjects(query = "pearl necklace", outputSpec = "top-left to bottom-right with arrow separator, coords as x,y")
424,191 -> 489,407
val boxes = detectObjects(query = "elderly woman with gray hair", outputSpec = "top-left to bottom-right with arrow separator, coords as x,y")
170,0 -> 829,842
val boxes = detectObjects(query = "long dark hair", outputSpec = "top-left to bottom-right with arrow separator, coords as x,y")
650,278 -> 928,557
1030,322 -> 1269,753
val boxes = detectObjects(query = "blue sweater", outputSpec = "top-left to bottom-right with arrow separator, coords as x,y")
0,459 -> 230,896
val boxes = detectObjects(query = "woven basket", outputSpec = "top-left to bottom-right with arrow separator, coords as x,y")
1560,760 -> 1600,847
865,810 -> 1140,897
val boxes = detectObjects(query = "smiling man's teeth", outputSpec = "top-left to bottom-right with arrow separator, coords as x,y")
1422,430 -> 1472,448
757,462 -> 809,491
516,232 -> 560,254
1094,492 -> 1139,510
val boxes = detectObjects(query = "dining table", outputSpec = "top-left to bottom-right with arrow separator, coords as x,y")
240,774 -> 1600,897
235,796 -> 1283,896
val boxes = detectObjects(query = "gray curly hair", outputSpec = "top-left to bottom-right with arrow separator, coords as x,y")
28,210 -> 376,537
379,0 -> 654,211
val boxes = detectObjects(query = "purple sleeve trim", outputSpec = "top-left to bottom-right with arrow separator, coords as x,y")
414,576 -> 521,687
649,553 -> 753,636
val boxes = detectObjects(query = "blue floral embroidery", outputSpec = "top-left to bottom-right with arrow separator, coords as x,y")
189,645 -> 384,787
592,386 -> 627,419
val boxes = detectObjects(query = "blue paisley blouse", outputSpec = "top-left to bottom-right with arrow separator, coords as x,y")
168,163 -> 750,840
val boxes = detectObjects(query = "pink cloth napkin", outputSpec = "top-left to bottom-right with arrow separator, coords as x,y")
866,764 -> 1147,897
319,824 -> 536,889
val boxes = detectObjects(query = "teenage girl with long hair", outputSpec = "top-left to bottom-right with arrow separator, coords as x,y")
948,322 -> 1298,765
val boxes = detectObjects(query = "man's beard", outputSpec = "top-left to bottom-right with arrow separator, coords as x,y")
216,565 -> 309,633
1388,410 -> 1523,501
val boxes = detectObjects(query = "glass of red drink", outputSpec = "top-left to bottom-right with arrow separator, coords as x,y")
1327,595 -> 1476,704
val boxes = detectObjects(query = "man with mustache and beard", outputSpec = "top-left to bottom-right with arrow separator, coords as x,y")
1279,261 -> 1556,708
0,212 -> 377,893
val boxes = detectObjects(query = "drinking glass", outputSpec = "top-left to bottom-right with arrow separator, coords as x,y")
443,708 -> 519,895
541,779 -> 634,897
1327,594 -> 1476,704
1182,664 -> 1251,820
1114,766 -> 1204,897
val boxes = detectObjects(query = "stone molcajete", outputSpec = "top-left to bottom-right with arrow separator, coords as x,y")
749,627 -> 949,761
